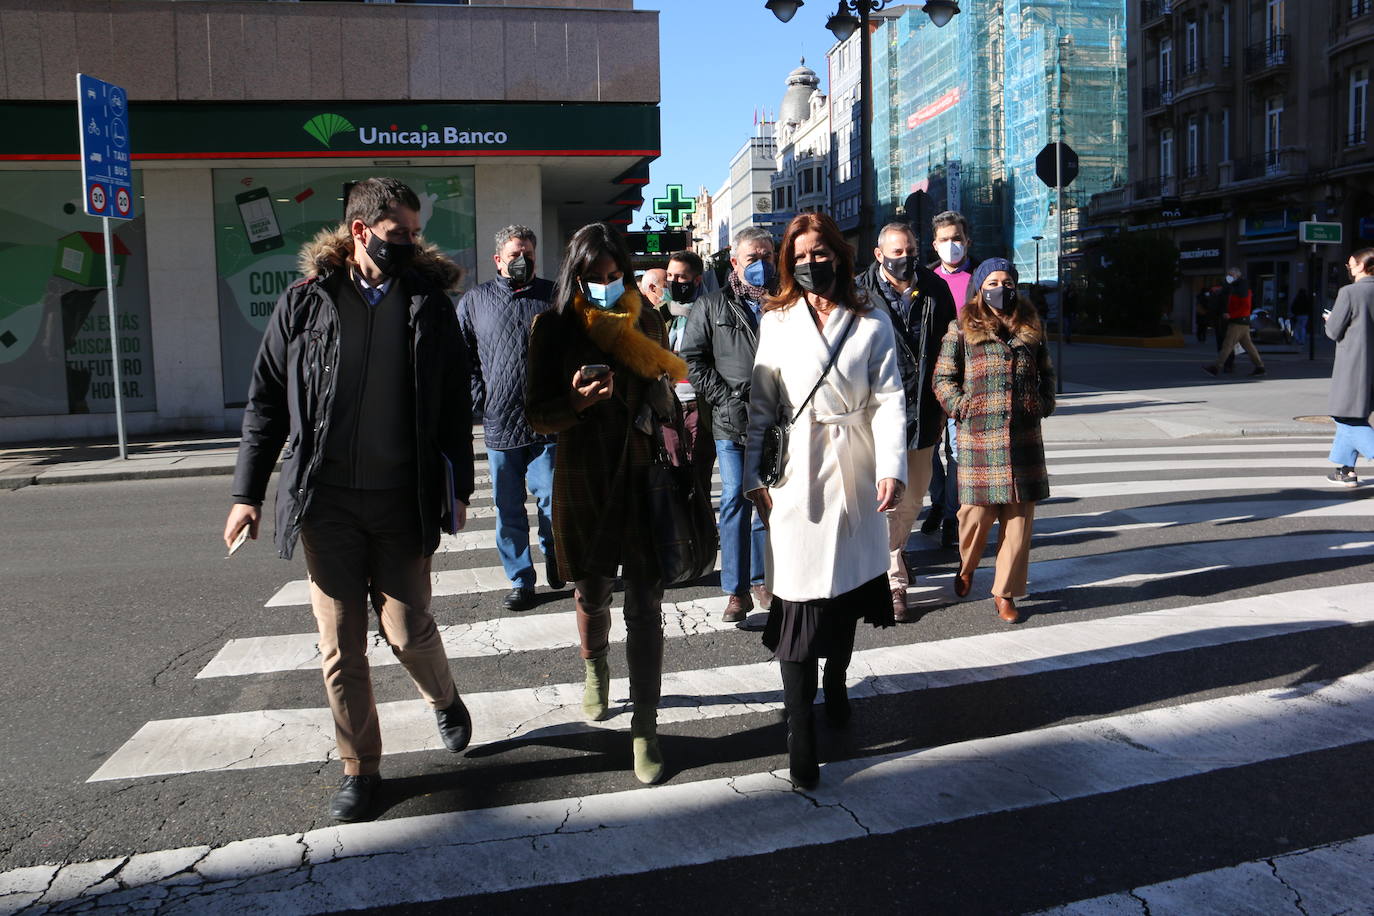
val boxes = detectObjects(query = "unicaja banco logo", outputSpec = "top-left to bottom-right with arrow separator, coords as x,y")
302,113 -> 356,148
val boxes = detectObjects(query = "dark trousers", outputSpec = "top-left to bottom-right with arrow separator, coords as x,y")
575,574 -> 665,713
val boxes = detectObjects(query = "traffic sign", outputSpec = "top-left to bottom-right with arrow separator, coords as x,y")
1036,142 -> 1079,188
78,73 -> 134,220
1298,221 -> 1342,245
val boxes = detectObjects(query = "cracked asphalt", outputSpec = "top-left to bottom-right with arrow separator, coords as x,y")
4,434 -> 1374,913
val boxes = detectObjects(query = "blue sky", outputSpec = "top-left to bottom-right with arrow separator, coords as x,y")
633,0 -> 845,230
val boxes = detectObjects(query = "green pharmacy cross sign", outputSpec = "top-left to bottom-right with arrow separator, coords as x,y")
653,184 -> 696,229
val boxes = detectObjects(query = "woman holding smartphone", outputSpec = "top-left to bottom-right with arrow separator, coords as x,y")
525,222 -> 686,785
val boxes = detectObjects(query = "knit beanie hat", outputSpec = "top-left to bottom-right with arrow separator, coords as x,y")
971,257 -> 1018,291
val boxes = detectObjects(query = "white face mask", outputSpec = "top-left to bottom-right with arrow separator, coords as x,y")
1225,274 -> 1236,284
936,240 -> 966,266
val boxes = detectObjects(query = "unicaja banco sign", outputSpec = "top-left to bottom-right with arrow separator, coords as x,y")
303,113 -> 509,150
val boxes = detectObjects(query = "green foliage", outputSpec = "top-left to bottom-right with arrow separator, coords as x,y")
1079,232 -> 1180,335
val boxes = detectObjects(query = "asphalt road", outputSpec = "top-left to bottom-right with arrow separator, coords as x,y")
3,424 -> 1374,914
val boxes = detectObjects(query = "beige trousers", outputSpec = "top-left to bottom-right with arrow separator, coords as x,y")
957,502 -> 1036,599
301,485 -> 457,776
886,446 -> 936,589
1211,322 -> 1264,371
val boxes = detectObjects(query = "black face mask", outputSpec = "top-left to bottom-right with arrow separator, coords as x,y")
506,254 -> 533,287
882,255 -> 916,282
668,279 -> 697,304
983,286 -> 1016,312
365,231 -> 416,278
794,261 -> 836,296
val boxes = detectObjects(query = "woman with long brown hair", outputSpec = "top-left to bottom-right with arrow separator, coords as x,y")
525,222 -> 685,785
743,212 -> 907,789
932,257 -> 1055,624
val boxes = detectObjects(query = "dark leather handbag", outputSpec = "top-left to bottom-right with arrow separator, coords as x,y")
648,400 -> 719,586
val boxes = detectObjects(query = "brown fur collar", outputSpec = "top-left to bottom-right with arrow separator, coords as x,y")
960,314 -> 1045,347
297,224 -> 463,292
572,287 -> 688,382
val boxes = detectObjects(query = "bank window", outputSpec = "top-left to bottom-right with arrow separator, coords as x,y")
211,167 -> 476,407
0,170 -> 157,419
1350,68 -> 1368,146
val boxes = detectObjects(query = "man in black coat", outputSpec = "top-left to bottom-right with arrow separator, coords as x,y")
222,178 -> 475,823
458,225 -> 559,611
858,222 -> 957,622
680,226 -> 776,623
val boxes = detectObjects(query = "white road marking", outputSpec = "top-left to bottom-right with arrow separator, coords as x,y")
198,596 -> 739,679
1050,457 -> 1342,477
1044,442 -> 1330,460
34,671 -> 1374,914
89,583 -> 1374,782
1033,833 -> 1374,915
1051,476 -> 1357,500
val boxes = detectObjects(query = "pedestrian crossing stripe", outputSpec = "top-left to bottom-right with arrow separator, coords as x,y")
88,583 -> 1374,782
25,670 -> 1374,914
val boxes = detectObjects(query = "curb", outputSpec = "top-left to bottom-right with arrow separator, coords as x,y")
11,464 -> 235,489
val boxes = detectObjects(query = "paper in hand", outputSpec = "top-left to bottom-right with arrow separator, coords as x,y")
226,524 -> 251,558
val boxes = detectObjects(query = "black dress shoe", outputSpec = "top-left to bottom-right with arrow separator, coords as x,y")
545,559 -> 565,591
940,518 -> 958,550
436,696 -> 472,752
329,774 -> 380,822
920,504 -> 944,535
503,587 -> 536,611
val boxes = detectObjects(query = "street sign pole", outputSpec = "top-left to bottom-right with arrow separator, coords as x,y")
102,215 -> 128,459
1054,31 -> 1065,395
78,73 -> 134,459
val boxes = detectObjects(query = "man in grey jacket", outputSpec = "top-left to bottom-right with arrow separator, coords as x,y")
457,225 -> 559,611
681,226 -> 776,623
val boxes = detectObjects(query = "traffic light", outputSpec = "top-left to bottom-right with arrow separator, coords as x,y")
624,231 -> 688,255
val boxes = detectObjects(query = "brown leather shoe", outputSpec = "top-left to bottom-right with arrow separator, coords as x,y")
994,595 -> 1021,624
891,588 -> 911,623
953,570 -> 973,598
723,593 -> 753,623
750,584 -> 774,611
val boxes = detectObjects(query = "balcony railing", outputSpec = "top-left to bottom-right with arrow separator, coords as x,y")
1133,176 -> 1177,199
1182,55 -> 1208,76
1229,148 -> 1307,181
1142,0 -> 1173,24
1184,161 -> 1208,178
1142,81 -> 1175,111
1348,126 -> 1369,147
1244,33 -> 1291,75
1330,0 -> 1374,43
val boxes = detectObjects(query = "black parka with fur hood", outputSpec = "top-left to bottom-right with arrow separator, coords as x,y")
230,226 -> 475,560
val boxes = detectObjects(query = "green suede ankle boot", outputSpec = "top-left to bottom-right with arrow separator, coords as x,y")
582,657 -> 610,721
630,711 -> 665,785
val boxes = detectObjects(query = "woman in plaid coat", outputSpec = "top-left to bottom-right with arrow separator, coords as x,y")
932,258 -> 1055,624
526,223 -> 686,786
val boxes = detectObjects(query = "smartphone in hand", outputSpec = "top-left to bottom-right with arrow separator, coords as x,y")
580,363 -> 611,381
226,524 -> 251,558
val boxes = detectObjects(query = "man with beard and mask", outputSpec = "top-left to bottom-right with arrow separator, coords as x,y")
457,225 -> 561,612
661,250 -> 716,501
926,210 -> 981,550
857,222 -> 957,622
681,226 -> 776,623
223,178 -> 476,822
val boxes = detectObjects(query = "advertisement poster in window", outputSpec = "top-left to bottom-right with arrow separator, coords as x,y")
0,170 -> 156,418
213,167 -> 477,407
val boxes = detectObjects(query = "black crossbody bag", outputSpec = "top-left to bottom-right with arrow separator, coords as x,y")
758,317 -> 855,487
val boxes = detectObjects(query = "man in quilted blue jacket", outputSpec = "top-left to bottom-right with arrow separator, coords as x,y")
457,225 -> 560,611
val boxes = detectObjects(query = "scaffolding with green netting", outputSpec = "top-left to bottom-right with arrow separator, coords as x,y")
869,0 -> 1125,283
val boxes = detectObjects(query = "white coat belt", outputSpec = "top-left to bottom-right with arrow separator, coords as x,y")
811,406 -> 867,536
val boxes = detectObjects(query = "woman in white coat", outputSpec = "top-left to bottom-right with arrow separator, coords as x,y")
744,212 -> 907,789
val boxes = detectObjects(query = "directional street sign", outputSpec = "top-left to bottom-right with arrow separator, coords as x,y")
1036,141 -> 1079,189
78,73 -> 134,220
652,184 -> 696,229
1298,221 -> 1342,245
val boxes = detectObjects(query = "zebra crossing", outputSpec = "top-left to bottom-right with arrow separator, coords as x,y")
5,435 -> 1374,914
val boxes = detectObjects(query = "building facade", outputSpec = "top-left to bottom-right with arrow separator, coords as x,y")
769,60 -> 831,236
0,0 -> 660,443
727,122 -> 779,245
1090,0 -> 1374,328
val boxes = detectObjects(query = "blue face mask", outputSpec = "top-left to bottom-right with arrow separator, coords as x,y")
742,259 -> 774,289
583,276 -> 625,311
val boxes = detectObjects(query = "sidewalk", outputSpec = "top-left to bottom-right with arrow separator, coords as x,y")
0,337 -> 1337,490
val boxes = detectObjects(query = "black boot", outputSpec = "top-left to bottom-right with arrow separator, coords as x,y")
780,659 -> 819,789
822,621 -> 857,727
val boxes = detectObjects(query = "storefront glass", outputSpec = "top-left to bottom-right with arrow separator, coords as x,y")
0,170 -> 157,418
213,167 -> 477,407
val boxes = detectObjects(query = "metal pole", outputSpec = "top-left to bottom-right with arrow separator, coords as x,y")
1054,34 -> 1065,395
102,216 -> 128,459
858,4 -> 875,262
1309,243 -> 1318,361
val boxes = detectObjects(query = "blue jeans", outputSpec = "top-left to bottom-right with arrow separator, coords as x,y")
1330,418 -> 1374,467
488,442 -> 556,588
714,439 -> 766,595
927,416 -> 960,516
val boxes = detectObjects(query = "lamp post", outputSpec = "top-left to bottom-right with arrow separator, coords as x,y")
766,1 -> 960,259
1032,234 -> 1044,287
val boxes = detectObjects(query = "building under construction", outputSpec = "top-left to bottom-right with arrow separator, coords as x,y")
870,0 -> 1126,281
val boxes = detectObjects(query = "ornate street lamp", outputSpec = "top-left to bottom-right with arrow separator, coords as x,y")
766,0 -> 960,260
